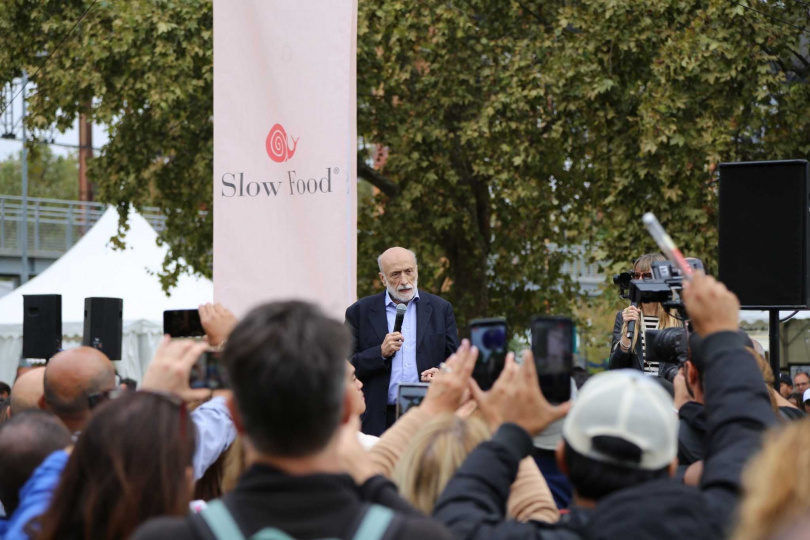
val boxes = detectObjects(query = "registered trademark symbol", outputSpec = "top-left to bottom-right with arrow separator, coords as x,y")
333,167 -> 340,174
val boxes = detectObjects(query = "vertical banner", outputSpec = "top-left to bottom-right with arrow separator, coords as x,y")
213,1 -> 357,319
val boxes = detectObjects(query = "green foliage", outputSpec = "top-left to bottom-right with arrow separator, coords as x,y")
2,0 -> 810,348
0,146 -> 79,199
0,0 -> 213,290
357,0 -> 810,341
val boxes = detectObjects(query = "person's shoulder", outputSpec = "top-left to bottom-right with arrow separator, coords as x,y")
350,292 -> 386,310
131,515 -> 199,540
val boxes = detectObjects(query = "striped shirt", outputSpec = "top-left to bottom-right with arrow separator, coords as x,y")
640,315 -> 660,375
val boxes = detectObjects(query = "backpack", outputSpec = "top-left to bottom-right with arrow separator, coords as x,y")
196,499 -> 395,540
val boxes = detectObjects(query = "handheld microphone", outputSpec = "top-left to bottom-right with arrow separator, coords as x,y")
394,303 -> 407,334
625,302 -> 638,340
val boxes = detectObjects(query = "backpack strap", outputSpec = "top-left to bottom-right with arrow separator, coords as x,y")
350,504 -> 395,540
198,499 -> 247,540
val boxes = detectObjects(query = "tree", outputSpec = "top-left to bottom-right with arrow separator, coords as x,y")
0,0 -> 213,290
356,0 -> 810,335
2,0 -> 810,342
0,146 -> 78,199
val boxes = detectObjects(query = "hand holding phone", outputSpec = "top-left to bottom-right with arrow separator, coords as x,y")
469,318 -> 508,391
396,383 -> 429,419
531,316 -> 574,404
164,310 -> 206,338
470,350 -> 570,435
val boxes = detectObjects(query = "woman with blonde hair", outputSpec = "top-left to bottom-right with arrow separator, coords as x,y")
609,252 -> 682,375
393,414 -> 491,515
732,420 -> 810,540
387,412 -> 558,522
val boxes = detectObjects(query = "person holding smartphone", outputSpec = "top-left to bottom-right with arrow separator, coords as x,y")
609,253 -> 682,375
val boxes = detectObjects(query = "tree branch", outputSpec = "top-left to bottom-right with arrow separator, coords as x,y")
358,161 -> 400,197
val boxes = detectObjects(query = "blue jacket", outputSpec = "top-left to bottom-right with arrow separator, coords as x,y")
0,450 -> 68,540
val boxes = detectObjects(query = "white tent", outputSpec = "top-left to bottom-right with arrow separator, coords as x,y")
0,207 -> 213,385
739,310 -> 810,325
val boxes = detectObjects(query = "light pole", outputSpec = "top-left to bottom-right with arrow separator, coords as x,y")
19,70 -> 29,284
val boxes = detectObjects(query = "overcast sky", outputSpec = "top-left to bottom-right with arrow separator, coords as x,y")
1,84 -> 109,161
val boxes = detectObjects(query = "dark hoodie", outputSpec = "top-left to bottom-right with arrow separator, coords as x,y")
584,479 -> 717,540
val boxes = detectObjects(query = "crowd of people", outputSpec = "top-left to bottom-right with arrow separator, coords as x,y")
0,248 -> 806,540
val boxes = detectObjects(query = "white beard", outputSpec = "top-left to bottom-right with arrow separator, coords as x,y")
386,277 -> 418,303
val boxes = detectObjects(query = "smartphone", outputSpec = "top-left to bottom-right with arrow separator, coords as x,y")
163,310 -> 205,338
531,316 -> 574,403
469,318 -> 508,391
189,350 -> 229,390
396,382 -> 429,419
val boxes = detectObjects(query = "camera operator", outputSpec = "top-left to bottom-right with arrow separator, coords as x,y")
610,253 -> 683,376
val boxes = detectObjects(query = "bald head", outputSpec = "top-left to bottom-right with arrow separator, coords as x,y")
377,247 -> 417,274
10,367 -> 45,418
42,347 -> 115,431
377,247 -> 419,304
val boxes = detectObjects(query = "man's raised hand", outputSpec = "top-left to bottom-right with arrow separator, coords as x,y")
199,303 -> 238,348
420,339 -> 477,416
141,336 -> 211,402
471,349 -> 569,436
682,272 -> 740,337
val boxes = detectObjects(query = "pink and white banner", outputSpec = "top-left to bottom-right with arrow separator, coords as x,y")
213,1 -> 357,319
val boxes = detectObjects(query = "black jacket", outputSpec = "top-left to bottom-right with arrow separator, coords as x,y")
345,291 -> 459,436
608,311 -> 644,371
677,401 -> 707,466
132,464 -> 453,540
433,331 -> 775,540
608,311 -> 679,381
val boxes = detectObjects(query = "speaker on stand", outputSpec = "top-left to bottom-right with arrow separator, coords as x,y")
82,297 -> 123,360
22,295 -> 62,360
719,159 -> 810,383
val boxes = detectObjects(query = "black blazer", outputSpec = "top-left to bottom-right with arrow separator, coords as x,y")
345,291 -> 459,436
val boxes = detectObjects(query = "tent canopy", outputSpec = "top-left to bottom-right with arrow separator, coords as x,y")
0,207 -> 212,383
0,207 -> 212,324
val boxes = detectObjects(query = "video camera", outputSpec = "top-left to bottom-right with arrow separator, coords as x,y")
613,258 -> 704,319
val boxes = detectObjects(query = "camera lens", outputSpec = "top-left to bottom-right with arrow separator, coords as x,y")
651,327 -> 688,365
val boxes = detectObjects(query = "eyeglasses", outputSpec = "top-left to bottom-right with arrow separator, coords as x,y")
633,271 -> 653,280
87,388 -> 122,409
87,390 -> 189,438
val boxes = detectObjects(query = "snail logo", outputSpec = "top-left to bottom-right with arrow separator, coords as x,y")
266,123 -> 299,163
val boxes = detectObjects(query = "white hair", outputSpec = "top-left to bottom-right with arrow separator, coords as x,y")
377,249 -> 418,274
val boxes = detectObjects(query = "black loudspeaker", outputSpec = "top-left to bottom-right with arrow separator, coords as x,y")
719,160 -> 810,309
22,295 -> 62,359
82,297 -> 123,360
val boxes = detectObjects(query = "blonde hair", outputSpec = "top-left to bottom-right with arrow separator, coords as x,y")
733,420 -> 810,540
393,414 -> 490,514
621,253 -> 682,353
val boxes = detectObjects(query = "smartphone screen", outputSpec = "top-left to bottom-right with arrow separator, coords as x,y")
190,350 -> 230,390
396,382 -> 429,419
531,316 -> 574,403
163,310 -> 206,338
469,318 -> 508,391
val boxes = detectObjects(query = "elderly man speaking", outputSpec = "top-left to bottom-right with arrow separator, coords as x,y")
345,247 -> 459,436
